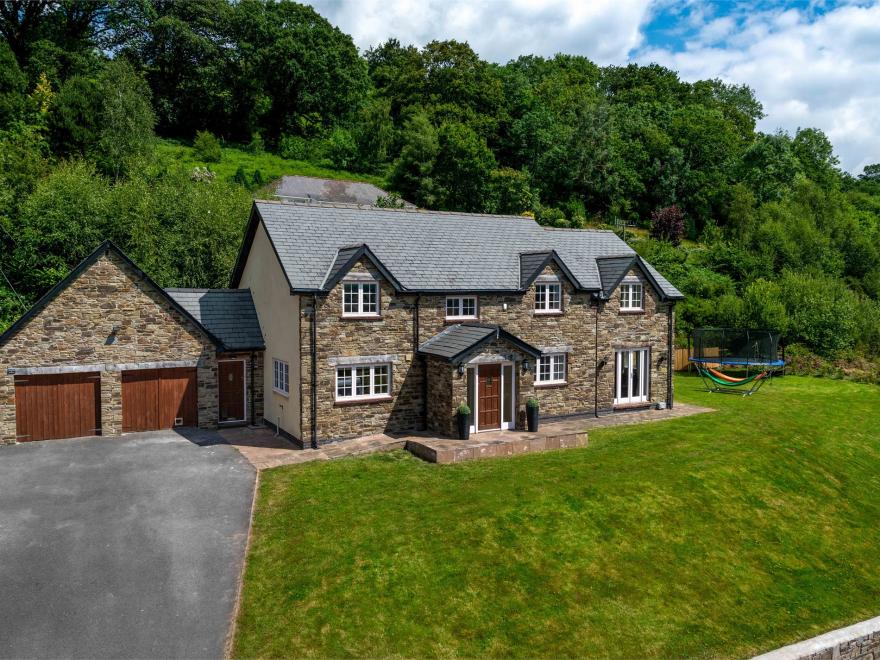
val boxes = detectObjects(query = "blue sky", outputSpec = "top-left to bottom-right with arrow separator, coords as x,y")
313,0 -> 880,173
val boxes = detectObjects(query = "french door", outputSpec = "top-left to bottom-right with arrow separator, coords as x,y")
615,348 -> 649,405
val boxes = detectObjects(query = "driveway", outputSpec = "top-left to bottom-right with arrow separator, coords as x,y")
0,429 -> 255,659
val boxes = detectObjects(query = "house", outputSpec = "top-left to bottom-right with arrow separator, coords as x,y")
0,243 -> 264,443
0,201 -> 683,447
230,201 -> 683,447
274,175 -> 415,207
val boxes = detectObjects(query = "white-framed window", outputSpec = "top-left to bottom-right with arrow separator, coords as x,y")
335,364 -> 391,401
534,282 -> 562,313
273,359 -> 289,395
342,281 -> 379,317
536,353 -> 567,385
615,348 -> 649,404
445,296 -> 477,320
620,282 -> 643,311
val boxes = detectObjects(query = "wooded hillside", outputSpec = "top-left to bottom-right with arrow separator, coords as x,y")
1,1 -> 878,370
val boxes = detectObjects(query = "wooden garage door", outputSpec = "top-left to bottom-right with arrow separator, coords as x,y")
122,368 -> 197,432
14,372 -> 101,442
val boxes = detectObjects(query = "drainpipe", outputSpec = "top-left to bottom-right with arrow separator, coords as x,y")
594,298 -> 599,418
249,350 -> 256,426
310,294 -> 318,449
666,303 -> 674,410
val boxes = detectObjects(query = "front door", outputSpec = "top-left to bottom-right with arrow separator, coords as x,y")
478,363 -> 501,430
218,360 -> 246,423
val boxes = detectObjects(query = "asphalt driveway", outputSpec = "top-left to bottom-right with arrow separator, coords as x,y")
0,429 -> 255,659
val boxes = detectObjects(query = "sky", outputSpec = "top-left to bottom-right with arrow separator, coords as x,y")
312,0 -> 880,174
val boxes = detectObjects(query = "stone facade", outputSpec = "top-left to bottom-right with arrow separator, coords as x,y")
218,350 -> 265,425
299,260 -> 674,444
0,250 -> 220,444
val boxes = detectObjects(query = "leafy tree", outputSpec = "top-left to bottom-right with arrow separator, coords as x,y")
487,167 -> 533,215
390,111 -> 438,207
0,41 -> 27,128
325,127 -> 357,170
433,122 -> 496,212
650,205 -> 685,245
792,127 -> 839,187
193,130 -> 222,162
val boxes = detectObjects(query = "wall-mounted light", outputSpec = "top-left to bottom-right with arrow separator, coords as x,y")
457,364 -> 465,375
105,325 -> 120,346
658,354 -> 667,366
522,359 -> 531,373
597,358 -> 607,370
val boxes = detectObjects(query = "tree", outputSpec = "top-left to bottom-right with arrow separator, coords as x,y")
792,127 -> 839,187
650,205 -> 685,245
0,41 -> 27,128
487,167 -> 534,215
390,111 -> 438,207
433,122 -> 496,212
193,130 -> 222,163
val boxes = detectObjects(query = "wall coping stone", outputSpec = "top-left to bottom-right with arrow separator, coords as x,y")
753,615 -> 880,660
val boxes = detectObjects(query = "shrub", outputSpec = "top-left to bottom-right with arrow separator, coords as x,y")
246,132 -> 265,155
527,397 -> 540,409
456,403 -> 471,416
193,130 -> 222,163
325,127 -> 357,170
231,166 -> 248,187
251,169 -> 266,188
650,205 -> 685,245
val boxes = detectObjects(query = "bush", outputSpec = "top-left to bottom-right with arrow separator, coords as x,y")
325,127 -> 357,170
246,132 -> 265,155
456,403 -> 471,416
650,205 -> 685,245
778,270 -> 859,356
231,166 -> 248,187
252,169 -> 266,188
193,130 -> 222,163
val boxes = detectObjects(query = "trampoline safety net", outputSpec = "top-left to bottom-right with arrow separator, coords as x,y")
691,327 -> 782,366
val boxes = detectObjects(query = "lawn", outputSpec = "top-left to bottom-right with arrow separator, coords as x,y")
233,374 -> 880,658
155,139 -> 388,190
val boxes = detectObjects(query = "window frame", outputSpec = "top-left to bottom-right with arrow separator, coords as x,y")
335,363 -> 392,402
536,353 -> 567,386
342,281 -> 380,318
619,282 -> 644,311
534,282 -> 562,314
445,296 -> 478,321
614,348 -> 650,405
272,358 -> 289,396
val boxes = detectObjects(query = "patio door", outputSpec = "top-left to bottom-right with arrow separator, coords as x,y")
615,348 -> 649,405
467,362 -> 516,432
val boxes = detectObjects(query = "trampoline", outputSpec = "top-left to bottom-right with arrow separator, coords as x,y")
688,327 -> 784,396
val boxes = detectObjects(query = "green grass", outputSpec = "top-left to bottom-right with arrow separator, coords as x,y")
155,139 -> 388,191
233,375 -> 880,658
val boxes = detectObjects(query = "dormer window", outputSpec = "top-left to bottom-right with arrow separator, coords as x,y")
534,283 -> 561,314
342,281 -> 379,317
620,282 -> 643,311
445,296 -> 477,320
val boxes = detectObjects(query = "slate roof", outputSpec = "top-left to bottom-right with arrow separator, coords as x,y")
165,289 -> 264,351
596,255 -> 638,299
275,175 -> 415,208
233,201 -> 683,300
418,323 -> 542,364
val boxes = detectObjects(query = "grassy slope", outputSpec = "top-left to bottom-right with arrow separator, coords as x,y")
155,139 -> 388,190
234,374 -> 880,659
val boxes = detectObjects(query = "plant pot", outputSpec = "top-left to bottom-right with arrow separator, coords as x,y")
457,413 -> 471,440
527,406 -> 539,432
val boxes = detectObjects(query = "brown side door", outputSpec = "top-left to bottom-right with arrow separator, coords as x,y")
218,361 -> 245,423
122,367 -> 197,432
14,372 -> 101,442
478,364 -> 501,430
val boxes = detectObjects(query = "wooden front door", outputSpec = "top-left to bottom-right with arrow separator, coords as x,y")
14,372 -> 101,442
122,368 -> 197,432
478,364 -> 501,430
218,361 -> 245,423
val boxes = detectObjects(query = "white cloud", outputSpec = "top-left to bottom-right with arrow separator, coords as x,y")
313,0 -> 653,65
638,3 -> 880,173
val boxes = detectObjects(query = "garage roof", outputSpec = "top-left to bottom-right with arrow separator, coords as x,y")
165,289 -> 264,351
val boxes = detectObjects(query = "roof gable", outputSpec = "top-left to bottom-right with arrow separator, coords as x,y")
519,250 -> 581,290
595,254 -> 684,302
0,241 -> 225,350
322,244 -> 403,291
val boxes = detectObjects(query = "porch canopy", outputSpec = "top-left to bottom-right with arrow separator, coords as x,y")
418,323 -> 541,365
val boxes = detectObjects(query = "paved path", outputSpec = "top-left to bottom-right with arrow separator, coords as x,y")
0,429 -> 255,659
221,403 -> 714,470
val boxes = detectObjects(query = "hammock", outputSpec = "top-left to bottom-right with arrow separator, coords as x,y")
694,363 -> 770,396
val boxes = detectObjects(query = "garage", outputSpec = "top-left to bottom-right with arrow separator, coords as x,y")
122,367 -> 198,432
14,372 -> 101,442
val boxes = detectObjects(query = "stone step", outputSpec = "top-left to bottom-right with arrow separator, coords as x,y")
404,431 -> 588,464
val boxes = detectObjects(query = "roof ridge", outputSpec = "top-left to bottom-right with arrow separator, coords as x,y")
255,199 -> 533,220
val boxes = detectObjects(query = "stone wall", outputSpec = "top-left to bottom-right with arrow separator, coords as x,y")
300,259 -> 423,445
425,355 -> 454,436
756,616 -> 880,660
0,250 -> 219,443
301,261 -> 673,444
595,268 -> 673,413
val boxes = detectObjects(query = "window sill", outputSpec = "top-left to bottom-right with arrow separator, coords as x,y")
334,395 -> 393,407
272,388 -> 290,398
534,311 -> 564,317
618,309 -> 645,315
535,381 -> 567,389
339,315 -> 383,321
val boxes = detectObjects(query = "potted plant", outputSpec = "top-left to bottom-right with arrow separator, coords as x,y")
456,403 -> 471,440
526,397 -> 540,432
